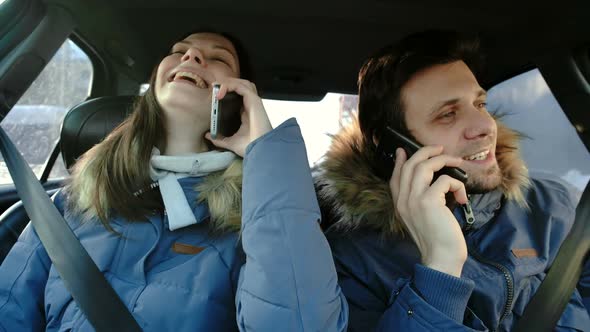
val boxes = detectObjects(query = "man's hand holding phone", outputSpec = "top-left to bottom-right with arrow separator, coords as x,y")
205,79 -> 273,157
390,145 -> 469,278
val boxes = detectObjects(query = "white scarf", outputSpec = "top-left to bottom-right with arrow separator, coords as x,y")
149,148 -> 237,231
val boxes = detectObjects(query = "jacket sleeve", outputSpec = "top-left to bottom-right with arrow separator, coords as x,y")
235,118 -> 348,332
0,218 -> 51,332
375,265 -> 487,331
334,246 -> 488,332
0,191 -> 69,332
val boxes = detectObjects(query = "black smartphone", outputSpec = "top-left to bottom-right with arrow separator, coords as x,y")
375,125 -> 468,183
210,83 -> 243,139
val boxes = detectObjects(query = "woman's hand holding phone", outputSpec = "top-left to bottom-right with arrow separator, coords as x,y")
390,145 -> 469,278
205,78 -> 273,157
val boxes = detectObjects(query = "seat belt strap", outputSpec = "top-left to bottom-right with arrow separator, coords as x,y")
0,126 -> 141,331
514,182 -> 590,331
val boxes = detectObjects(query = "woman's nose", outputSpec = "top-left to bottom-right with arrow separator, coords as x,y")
181,48 -> 207,67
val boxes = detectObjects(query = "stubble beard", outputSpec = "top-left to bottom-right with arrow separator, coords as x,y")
465,163 -> 502,194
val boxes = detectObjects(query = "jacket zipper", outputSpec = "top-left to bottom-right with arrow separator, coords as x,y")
468,248 -> 514,330
462,196 -> 475,232
461,197 -> 513,329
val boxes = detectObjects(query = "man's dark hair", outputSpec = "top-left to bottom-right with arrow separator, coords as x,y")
358,30 -> 483,144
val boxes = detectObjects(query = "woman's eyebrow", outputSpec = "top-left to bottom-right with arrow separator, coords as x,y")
173,41 -> 235,58
211,45 -> 236,59
169,41 -> 187,52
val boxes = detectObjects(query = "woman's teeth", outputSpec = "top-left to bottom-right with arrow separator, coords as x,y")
174,71 -> 208,88
464,150 -> 489,161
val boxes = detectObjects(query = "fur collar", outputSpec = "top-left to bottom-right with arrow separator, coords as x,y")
195,159 -> 242,233
315,120 -> 530,236
67,160 -> 243,234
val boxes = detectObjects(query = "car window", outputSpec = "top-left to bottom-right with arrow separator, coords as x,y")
264,94 -> 356,165
487,69 -> 590,196
0,38 -> 92,185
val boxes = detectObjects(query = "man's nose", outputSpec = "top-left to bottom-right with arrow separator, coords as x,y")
464,107 -> 495,140
181,48 -> 207,67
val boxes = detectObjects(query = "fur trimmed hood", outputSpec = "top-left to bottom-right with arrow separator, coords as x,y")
315,120 -> 530,236
195,159 -> 242,233
65,159 -> 243,234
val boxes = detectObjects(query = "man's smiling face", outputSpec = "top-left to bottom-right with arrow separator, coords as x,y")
401,60 -> 502,193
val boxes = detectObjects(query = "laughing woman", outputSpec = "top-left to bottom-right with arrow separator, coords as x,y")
0,32 -> 347,331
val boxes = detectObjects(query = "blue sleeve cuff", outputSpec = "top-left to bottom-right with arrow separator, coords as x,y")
242,118 -> 320,226
244,117 -> 298,155
413,264 -> 475,323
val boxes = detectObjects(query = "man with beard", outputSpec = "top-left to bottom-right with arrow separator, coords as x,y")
315,30 -> 590,331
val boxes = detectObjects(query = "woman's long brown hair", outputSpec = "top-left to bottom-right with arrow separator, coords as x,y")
65,66 -> 168,229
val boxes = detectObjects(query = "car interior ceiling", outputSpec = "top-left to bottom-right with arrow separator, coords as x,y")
4,0 -> 585,140
43,0 -> 589,95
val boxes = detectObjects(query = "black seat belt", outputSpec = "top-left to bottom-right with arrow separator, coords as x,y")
514,181 -> 590,332
0,127 -> 141,331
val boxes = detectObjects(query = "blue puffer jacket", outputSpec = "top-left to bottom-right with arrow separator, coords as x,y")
315,121 -> 590,331
0,119 -> 348,332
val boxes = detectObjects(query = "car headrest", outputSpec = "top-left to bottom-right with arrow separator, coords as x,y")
60,96 -> 135,171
